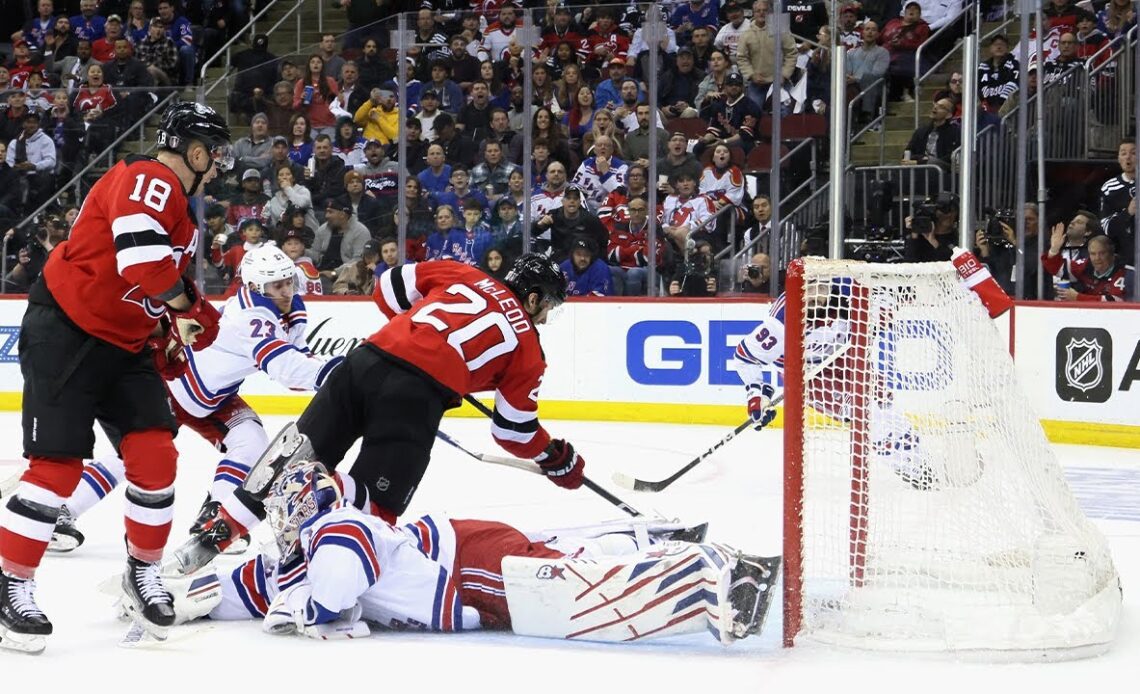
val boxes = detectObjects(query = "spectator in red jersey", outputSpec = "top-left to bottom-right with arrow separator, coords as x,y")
880,1 -> 931,102
226,169 -> 271,227
293,54 -> 340,138
1044,0 -> 1080,33
579,8 -> 631,80
5,39 -> 46,90
1045,231 -> 1134,301
607,193 -> 665,296
212,217 -> 269,289
73,62 -> 119,153
91,14 -> 128,63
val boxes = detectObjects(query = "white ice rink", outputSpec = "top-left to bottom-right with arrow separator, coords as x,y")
1,412 -> 1136,692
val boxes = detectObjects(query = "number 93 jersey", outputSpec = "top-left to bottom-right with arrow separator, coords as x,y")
369,261 -> 552,459
43,156 -> 200,352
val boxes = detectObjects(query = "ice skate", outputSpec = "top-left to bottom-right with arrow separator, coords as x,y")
121,557 -> 175,641
47,504 -> 85,553
189,496 -> 250,555
0,572 -> 51,654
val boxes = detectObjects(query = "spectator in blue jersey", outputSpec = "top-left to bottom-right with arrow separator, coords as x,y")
425,203 -> 463,260
594,58 -> 629,111
670,0 -> 723,45
418,143 -> 452,196
156,0 -> 197,85
453,198 -> 495,266
425,60 -> 465,116
70,0 -> 106,42
561,236 -> 614,297
433,165 -> 490,217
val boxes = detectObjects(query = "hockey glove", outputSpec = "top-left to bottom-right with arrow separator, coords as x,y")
746,383 -> 777,430
166,280 -> 222,350
536,439 -> 585,490
148,330 -> 189,380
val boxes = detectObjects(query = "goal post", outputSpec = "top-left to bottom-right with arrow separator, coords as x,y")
781,258 -> 1121,660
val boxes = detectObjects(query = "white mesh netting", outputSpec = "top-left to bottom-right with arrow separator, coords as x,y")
788,259 -> 1121,659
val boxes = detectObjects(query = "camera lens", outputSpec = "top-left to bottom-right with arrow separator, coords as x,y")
746,266 -> 759,279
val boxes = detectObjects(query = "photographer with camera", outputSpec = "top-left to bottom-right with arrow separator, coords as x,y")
3,216 -> 68,292
974,204 -> 1049,299
903,194 -> 958,262
736,252 -> 771,294
668,236 -> 718,297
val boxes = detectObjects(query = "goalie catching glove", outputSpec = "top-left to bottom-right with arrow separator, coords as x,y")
536,439 -> 585,490
167,280 -> 221,350
746,383 -> 776,430
263,582 -> 369,640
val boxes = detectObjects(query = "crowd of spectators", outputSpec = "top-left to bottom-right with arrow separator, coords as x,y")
3,0 -> 1136,301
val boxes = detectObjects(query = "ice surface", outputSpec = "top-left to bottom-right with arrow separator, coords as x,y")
0,414 -> 1134,692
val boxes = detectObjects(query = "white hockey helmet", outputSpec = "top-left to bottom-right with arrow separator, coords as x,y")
240,245 -> 300,295
265,459 -> 341,559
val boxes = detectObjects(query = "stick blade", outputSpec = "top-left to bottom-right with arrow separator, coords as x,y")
611,470 -> 669,493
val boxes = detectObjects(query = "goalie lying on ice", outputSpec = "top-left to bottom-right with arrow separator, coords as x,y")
138,460 -> 780,644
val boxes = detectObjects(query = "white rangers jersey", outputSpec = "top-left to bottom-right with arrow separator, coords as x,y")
570,156 -> 627,209
733,292 -> 851,388
167,286 -> 339,419
699,165 -> 745,207
211,505 -> 479,632
530,188 -> 565,219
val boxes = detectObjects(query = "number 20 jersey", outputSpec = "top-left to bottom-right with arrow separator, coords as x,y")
369,261 -> 552,460
43,156 -> 199,352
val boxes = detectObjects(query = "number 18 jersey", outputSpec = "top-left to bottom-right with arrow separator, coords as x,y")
369,261 -> 552,460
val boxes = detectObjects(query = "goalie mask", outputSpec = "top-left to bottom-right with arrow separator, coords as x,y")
265,460 -> 342,559
240,245 -> 301,295
804,276 -> 853,322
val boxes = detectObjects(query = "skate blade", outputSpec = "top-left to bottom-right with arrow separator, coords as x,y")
244,422 -> 309,497
221,535 -> 251,555
118,617 -> 170,648
47,533 -> 83,553
0,625 -> 48,654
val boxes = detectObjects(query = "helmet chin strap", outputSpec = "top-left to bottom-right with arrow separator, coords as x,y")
182,148 -> 214,196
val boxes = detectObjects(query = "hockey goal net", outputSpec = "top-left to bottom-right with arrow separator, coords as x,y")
781,258 -> 1121,659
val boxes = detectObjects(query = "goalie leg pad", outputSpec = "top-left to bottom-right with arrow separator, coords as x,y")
502,541 -> 733,644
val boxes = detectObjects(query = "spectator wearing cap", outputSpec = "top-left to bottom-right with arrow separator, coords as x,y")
434,164 -> 490,217
416,88 -> 444,141
445,34 -> 482,92
532,185 -> 610,264
344,169 -> 384,233
228,114 -> 272,175
838,4 -> 864,49
594,58 -> 630,112
660,48 -> 705,119
303,133 -> 348,211
263,163 -> 317,231
714,1 -> 751,60
737,1 -> 799,110
136,17 -> 179,88
332,237 -> 382,295
277,226 -> 322,295
699,70 -> 762,154
354,138 -> 400,210
471,139 -> 520,198
330,61 -> 368,122
211,218 -> 269,290
561,236 -> 614,297
880,1 -> 931,102
313,196 -> 370,275
491,196 -> 525,259
425,60 -> 465,116
226,169 -> 271,226
6,39 -> 46,91
332,116 -> 365,168
261,135 -> 306,192
433,113 -> 478,169
355,85 -> 400,146
91,13 -> 126,63
229,33 -> 280,118
43,16 -> 79,72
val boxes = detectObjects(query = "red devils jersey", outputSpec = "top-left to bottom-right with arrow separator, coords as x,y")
370,261 -> 551,459
43,156 -> 198,352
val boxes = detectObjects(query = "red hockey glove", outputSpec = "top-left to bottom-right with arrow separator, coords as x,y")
536,439 -> 585,490
148,328 -> 189,380
167,280 -> 222,350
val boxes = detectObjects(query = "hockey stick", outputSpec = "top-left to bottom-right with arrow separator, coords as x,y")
611,342 -> 853,493
456,395 -> 643,517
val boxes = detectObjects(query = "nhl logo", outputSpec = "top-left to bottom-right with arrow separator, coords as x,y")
1055,328 -> 1112,403
1064,338 -> 1103,393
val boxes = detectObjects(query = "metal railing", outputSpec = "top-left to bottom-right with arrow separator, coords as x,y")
1082,25 -> 1137,156
846,164 -> 946,238
948,122 -> 1002,216
198,0 -> 301,122
847,75 -> 887,165
913,2 -> 974,127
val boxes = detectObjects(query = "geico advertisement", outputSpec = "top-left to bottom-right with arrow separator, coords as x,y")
1015,305 -> 1140,426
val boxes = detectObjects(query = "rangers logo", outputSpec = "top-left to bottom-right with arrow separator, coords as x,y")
1055,328 -> 1112,403
1064,338 -> 1104,393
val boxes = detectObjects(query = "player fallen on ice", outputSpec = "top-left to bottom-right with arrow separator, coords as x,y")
173,253 -> 589,574
0,101 -> 231,653
48,246 -> 344,555
137,460 -> 780,644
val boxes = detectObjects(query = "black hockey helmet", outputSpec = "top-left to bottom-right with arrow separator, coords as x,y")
504,252 -> 567,308
156,101 -> 234,182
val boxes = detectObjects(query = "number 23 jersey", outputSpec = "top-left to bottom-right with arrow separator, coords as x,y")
369,261 -> 552,459
43,156 -> 198,352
